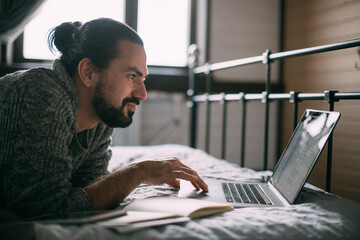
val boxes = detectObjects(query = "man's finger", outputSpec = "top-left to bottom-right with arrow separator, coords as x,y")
191,181 -> 200,190
172,170 -> 199,182
195,178 -> 208,192
176,166 -> 208,192
167,179 -> 180,188
172,171 -> 208,192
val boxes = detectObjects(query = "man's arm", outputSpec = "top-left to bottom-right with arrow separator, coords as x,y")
84,157 -> 208,210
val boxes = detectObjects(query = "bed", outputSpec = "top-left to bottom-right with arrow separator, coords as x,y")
2,39 -> 360,240
28,144 -> 360,239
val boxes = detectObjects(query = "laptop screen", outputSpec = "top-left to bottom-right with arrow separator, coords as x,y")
271,109 -> 341,204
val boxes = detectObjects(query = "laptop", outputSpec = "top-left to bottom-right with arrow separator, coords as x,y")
178,109 -> 341,207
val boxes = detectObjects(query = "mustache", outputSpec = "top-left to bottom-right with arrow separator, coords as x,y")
122,97 -> 141,107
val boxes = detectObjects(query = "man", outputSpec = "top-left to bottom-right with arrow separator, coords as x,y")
0,18 -> 208,218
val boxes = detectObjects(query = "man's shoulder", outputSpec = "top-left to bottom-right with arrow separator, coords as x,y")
1,67 -> 57,90
0,67 -> 77,121
1,67 -> 74,102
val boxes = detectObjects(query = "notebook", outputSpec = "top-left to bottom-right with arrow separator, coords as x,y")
178,109 -> 341,207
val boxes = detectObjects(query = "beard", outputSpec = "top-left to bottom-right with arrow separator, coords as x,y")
92,81 -> 140,128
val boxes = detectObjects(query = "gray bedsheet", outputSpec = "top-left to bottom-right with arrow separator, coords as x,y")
34,144 -> 360,240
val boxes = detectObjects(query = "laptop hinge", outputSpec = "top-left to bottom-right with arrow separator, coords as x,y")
267,182 -> 291,206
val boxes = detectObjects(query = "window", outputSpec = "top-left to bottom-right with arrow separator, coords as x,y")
137,0 -> 189,66
23,0 -> 125,60
22,0 -> 190,67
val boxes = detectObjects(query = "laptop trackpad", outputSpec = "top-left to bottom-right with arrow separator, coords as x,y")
178,179 -> 225,203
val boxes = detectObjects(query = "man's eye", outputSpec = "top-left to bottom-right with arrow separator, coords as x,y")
129,74 -> 136,79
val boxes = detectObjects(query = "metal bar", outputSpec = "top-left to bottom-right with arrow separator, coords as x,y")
205,94 -> 211,153
293,102 -> 298,131
263,97 -> 269,170
297,93 -> 324,100
326,109 -> 334,193
270,38 -> 360,60
244,94 -> 264,101
289,91 -> 301,130
194,56 -> 263,74
125,0 -> 138,30
189,0 -> 197,45
262,50 -> 271,170
192,92 -> 360,103
221,93 -> 227,159
334,92 -> 360,100
193,38 -> 360,74
324,91 -> 338,193
240,93 -> 246,167
204,67 -> 212,153
188,69 -> 198,148
204,0 -> 211,62
268,93 -> 290,100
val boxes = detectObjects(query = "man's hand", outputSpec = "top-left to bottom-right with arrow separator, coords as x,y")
84,157 -> 208,211
137,157 -> 208,191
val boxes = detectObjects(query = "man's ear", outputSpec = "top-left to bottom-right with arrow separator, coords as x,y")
77,58 -> 97,88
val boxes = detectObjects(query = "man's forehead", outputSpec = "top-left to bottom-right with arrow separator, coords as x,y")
116,41 -> 147,73
117,40 -> 146,57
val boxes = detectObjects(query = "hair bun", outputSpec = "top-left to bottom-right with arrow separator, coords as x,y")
51,21 -> 82,54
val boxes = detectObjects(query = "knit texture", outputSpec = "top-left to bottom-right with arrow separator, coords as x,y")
0,60 -> 114,218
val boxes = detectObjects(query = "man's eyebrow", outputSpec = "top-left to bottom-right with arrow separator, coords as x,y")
128,67 -> 148,79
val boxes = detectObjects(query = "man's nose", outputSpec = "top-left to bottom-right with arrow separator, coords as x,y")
134,81 -> 147,102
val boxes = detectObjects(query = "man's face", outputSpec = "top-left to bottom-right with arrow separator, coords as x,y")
92,40 -> 148,128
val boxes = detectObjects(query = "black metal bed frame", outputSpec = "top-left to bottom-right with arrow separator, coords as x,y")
187,38 -> 360,193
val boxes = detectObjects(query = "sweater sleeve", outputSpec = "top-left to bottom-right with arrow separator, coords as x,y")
1,70 -> 93,218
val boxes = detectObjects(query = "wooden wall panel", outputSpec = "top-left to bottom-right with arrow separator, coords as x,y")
282,0 -> 360,201
209,0 -> 280,83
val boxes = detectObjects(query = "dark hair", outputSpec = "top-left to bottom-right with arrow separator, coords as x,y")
48,18 -> 144,77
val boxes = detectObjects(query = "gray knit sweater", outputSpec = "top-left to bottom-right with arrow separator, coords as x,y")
0,60 -> 114,218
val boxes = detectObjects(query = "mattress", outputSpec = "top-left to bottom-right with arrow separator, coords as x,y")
34,144 -> 360,240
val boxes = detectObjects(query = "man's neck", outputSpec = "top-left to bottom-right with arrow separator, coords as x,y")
73,75 -> 100,133
76,108 -> 100,133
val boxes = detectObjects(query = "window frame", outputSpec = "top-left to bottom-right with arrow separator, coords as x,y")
13,0 -> 192,76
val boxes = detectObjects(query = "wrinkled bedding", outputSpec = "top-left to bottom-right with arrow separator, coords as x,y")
35,144 -> 360,240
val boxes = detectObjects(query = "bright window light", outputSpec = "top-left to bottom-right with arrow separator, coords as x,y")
23,0 -> 189,67
137,0 -> 189,66
23,0 -> 125,60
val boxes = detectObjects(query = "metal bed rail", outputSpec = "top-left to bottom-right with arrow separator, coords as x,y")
187,38 -> 360,192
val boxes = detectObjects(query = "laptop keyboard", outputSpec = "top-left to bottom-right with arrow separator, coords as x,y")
222,182 -> 273,205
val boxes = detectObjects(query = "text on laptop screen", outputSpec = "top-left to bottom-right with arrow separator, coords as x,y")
272,110 -> 340,203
